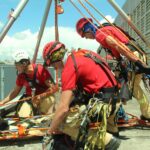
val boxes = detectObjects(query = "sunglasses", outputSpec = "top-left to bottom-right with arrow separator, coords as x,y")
14,61 -> 22,65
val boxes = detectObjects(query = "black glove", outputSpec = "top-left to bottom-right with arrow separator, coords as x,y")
135,61 -> 150,74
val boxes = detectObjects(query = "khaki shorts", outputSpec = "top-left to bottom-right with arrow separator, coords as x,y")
39,94 -> 56,114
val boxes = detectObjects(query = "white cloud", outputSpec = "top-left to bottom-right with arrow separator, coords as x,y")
100,15 -> 115,24
0,26 -> 99,61
0,29 -> 37,61
0,15 -> 116,62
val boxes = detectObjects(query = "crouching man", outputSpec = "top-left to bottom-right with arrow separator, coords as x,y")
43,41 -> 121,150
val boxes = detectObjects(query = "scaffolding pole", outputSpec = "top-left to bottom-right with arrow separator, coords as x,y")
32,0 -> 52,63
0,0 -> 29,43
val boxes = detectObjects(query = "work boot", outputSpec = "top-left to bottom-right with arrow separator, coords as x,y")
140,115 -> 150,122
107,118 -> 119,137
107,131 -> 119,137
105,136 -> 121,150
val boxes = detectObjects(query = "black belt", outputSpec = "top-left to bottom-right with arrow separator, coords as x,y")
101,86 -> 117,93
93,86 -> 118,103
71,86 -> 118,107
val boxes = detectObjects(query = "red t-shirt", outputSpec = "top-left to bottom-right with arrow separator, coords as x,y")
16,64 -> 51,96
95,26 -> 129,59
61,50 -> 117,94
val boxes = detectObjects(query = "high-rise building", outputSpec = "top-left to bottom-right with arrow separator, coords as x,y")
115,0 -> 150,53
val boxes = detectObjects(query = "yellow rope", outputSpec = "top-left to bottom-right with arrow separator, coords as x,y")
84,98 -> 108,150
0,85 -> 58,107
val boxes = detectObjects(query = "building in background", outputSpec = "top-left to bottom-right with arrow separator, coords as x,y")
115,0 -> 150,54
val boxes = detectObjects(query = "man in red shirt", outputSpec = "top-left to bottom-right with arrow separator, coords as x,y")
0,50 -> 56,115
76,18 -> 150,121
42,41 -> 121,150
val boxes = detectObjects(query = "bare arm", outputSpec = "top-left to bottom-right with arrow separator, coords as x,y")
105,36 -> 150,74
0,85 -> 22,105
105,36 -> 144,63
48,90 -> 73,132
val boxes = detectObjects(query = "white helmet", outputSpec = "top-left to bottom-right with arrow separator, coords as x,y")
13,50 -> 30,63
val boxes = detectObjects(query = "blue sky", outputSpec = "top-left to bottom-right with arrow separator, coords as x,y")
0,0 -> 126,61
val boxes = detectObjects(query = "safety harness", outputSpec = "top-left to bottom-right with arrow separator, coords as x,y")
71,51 -> 118,150
23,64 -> 38,96
71,51 -> 118,105
101,22 -> 135,41
97,23 -> 139,101
16,64 -> 54,116
15,65 -> 39,116
23,64 -> 54,95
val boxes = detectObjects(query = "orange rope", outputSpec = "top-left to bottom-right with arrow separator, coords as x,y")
69,0 -> 146,64
85,0 -> 146,55
0,85 -> 59,107
0,127 -> 63,140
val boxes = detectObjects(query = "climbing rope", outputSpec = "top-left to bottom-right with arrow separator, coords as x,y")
84,0 -> 146,57
75,98 -> 109,150
79,0 -> 146,60
78,0 -> 102,28
69,0 -> 147,65
0,85 -> 58,108
86,98 -> 108,150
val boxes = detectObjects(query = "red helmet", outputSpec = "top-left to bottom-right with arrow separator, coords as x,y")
43,41 -> 65,66
76,18 -> 93,37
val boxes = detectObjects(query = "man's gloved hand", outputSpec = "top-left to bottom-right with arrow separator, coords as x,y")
134,61 -> 144,73
135,60 -> 150,74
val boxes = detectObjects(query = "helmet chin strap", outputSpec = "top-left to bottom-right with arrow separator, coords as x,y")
55,61 -> 64,71
62,50 -> 69,65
